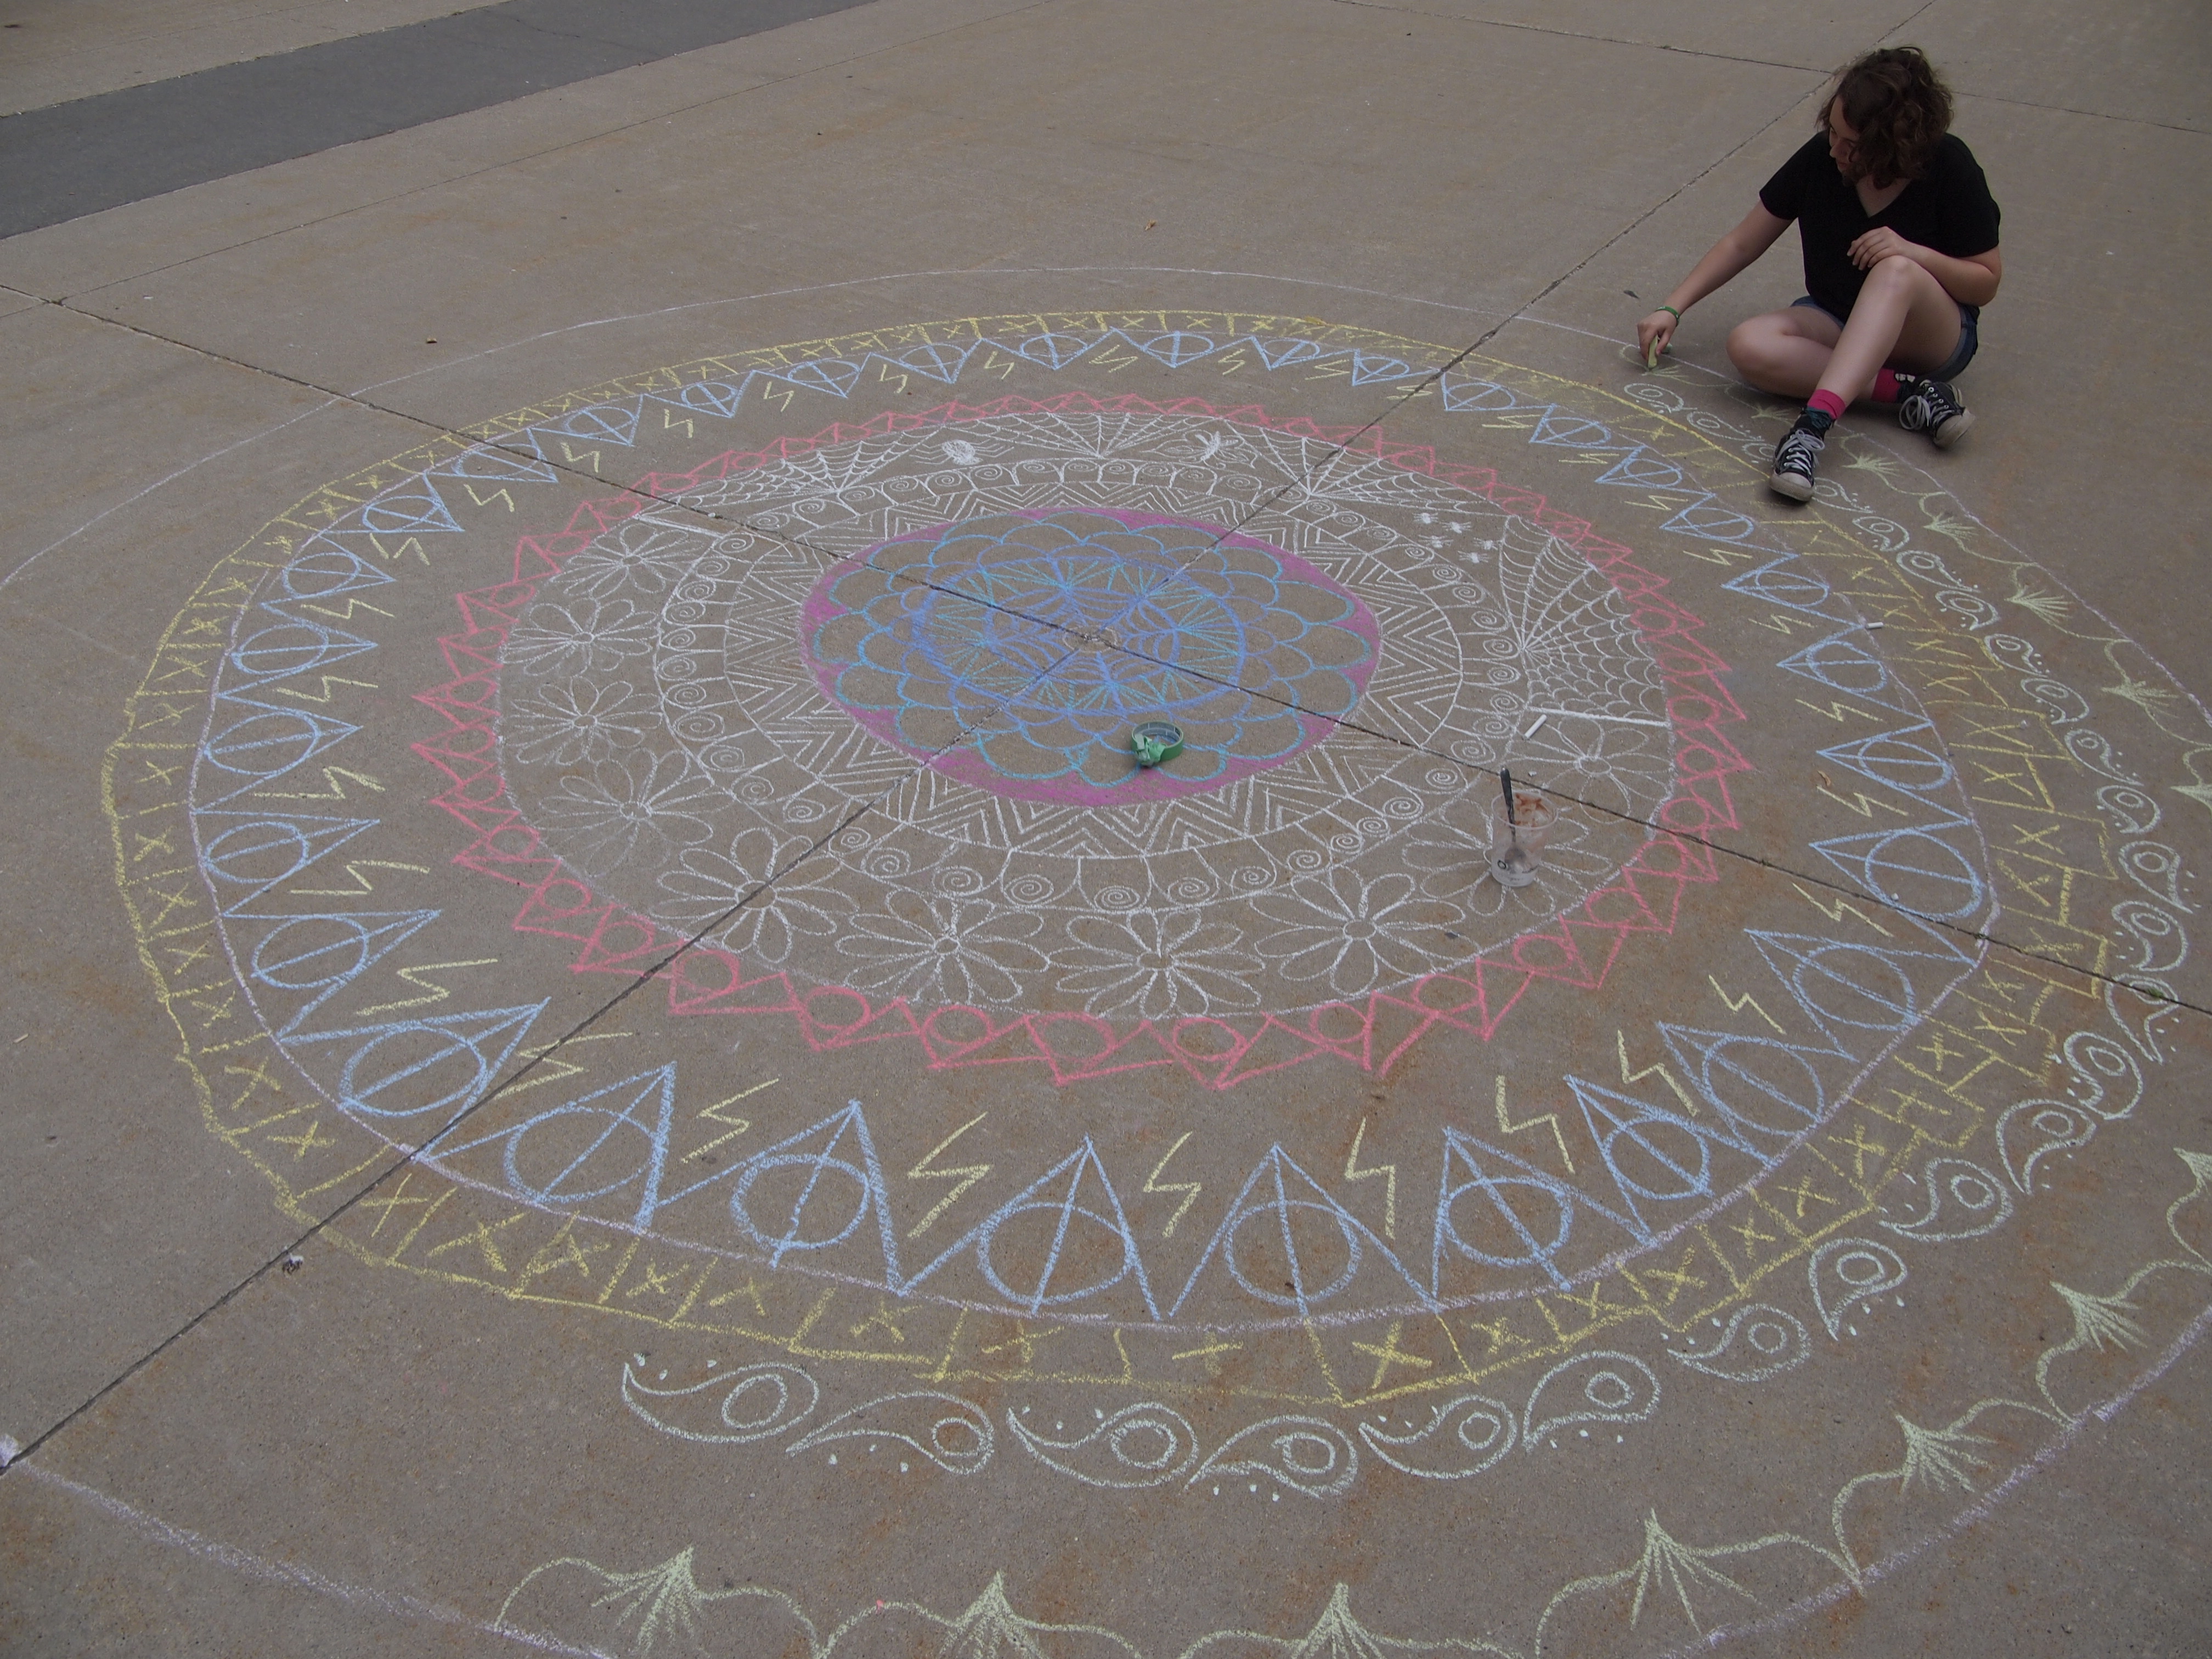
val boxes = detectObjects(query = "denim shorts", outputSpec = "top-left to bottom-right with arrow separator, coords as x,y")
1792,294 -> 1979,380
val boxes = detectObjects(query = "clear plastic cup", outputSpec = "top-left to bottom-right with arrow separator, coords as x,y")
1488,789 -> 1558,888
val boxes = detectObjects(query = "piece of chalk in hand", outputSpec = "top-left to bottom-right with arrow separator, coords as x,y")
1645,343 -> 1658,370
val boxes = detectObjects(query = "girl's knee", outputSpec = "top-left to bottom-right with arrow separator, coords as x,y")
1728,318 -> 1779,376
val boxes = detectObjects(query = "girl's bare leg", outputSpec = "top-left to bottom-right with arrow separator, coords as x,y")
1816,255 -> 1964,402
1728,257 -> 1964,403
1728,307 -> 1840,399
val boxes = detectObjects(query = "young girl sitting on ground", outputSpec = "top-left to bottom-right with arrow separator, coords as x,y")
1637,46 -> 2001,502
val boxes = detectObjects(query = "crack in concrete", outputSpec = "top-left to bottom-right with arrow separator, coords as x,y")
1327,0 -> 1849,76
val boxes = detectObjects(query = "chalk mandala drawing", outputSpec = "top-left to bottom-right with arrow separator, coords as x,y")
101,307 -> 2211,1650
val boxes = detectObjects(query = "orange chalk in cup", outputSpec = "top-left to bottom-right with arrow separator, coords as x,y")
1488,789 -> 1557,888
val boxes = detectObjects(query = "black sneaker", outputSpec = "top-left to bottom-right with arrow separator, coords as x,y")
1895,376 -> 1974,448
1770,417 -> 1825,501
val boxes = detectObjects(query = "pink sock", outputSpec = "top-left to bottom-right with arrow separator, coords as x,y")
1869,369 -> 1903,404
1807,389 -> 1848,422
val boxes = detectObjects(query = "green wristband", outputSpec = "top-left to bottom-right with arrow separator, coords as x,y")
1658,304 -> 1682,321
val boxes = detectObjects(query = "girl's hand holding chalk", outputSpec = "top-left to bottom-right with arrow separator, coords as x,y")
1635,306 -> 1680,370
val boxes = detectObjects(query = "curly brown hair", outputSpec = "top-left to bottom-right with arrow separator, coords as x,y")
1823,46 -> 1953,187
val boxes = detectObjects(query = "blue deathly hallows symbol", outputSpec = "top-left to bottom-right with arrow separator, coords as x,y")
882,340 -> 977,383
1569,1077 -> 1770,1239
1594,447 -> 1685,489
271,539 -> 398,603
1440,376 -> 1519,413
1656,1022 -> 1842,1150
724,1103 -> 901,1282
1431,1128 -> 1641,1292
533,400 -> 642,448
238,909 -> 439,1035
428,444 -> 558,484
1746,929 -> 1969,1046
1528,406 -> 1615,447
1722,556 -> 1833,615
770,359 -> 861,399
1819,723 -> 1957,796
356,478 -> 464,537
1813,822 -> 1986,922
990,330 -> 1097,369
195,810 -> 378,913
907,1139 -> 1159,1318
1128,330 -> 1219,369
199,693 -> 360,799
1657,492 -> 1760,544
1170,1147 -> 1432,1318
436,1066 -> 678,1226
1244,334 -> 1326,370
1776,630 -> 1909,708
653,379 -> 747,419
284,1001 -> 545,1125
225,614 -> 376,686
1348,351 -> 1422,385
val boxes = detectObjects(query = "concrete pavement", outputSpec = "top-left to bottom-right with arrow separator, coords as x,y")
2,2 -> 2207,1654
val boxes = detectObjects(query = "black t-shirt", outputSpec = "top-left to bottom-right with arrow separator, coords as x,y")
1759,132 -> 2001,320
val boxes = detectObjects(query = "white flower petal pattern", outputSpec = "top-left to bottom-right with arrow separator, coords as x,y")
503,597 -> 654,677
1057,911 -> 1262,1019
653,829 -> 855,964
835,894 -> 1050,1007
1251,870 -> 1462,998
503,678 -> 652,766
560,518 -> 719,600
540,750 -> 717,876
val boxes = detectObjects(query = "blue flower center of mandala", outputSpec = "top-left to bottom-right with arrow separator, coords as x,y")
800,508 -> 1380,805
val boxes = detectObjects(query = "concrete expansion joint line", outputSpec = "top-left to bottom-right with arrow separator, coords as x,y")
1323,0 -> 1834,76
1949,89 -> 2207,137
44,301 -> 535,500
7,1464 -> 607,1656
